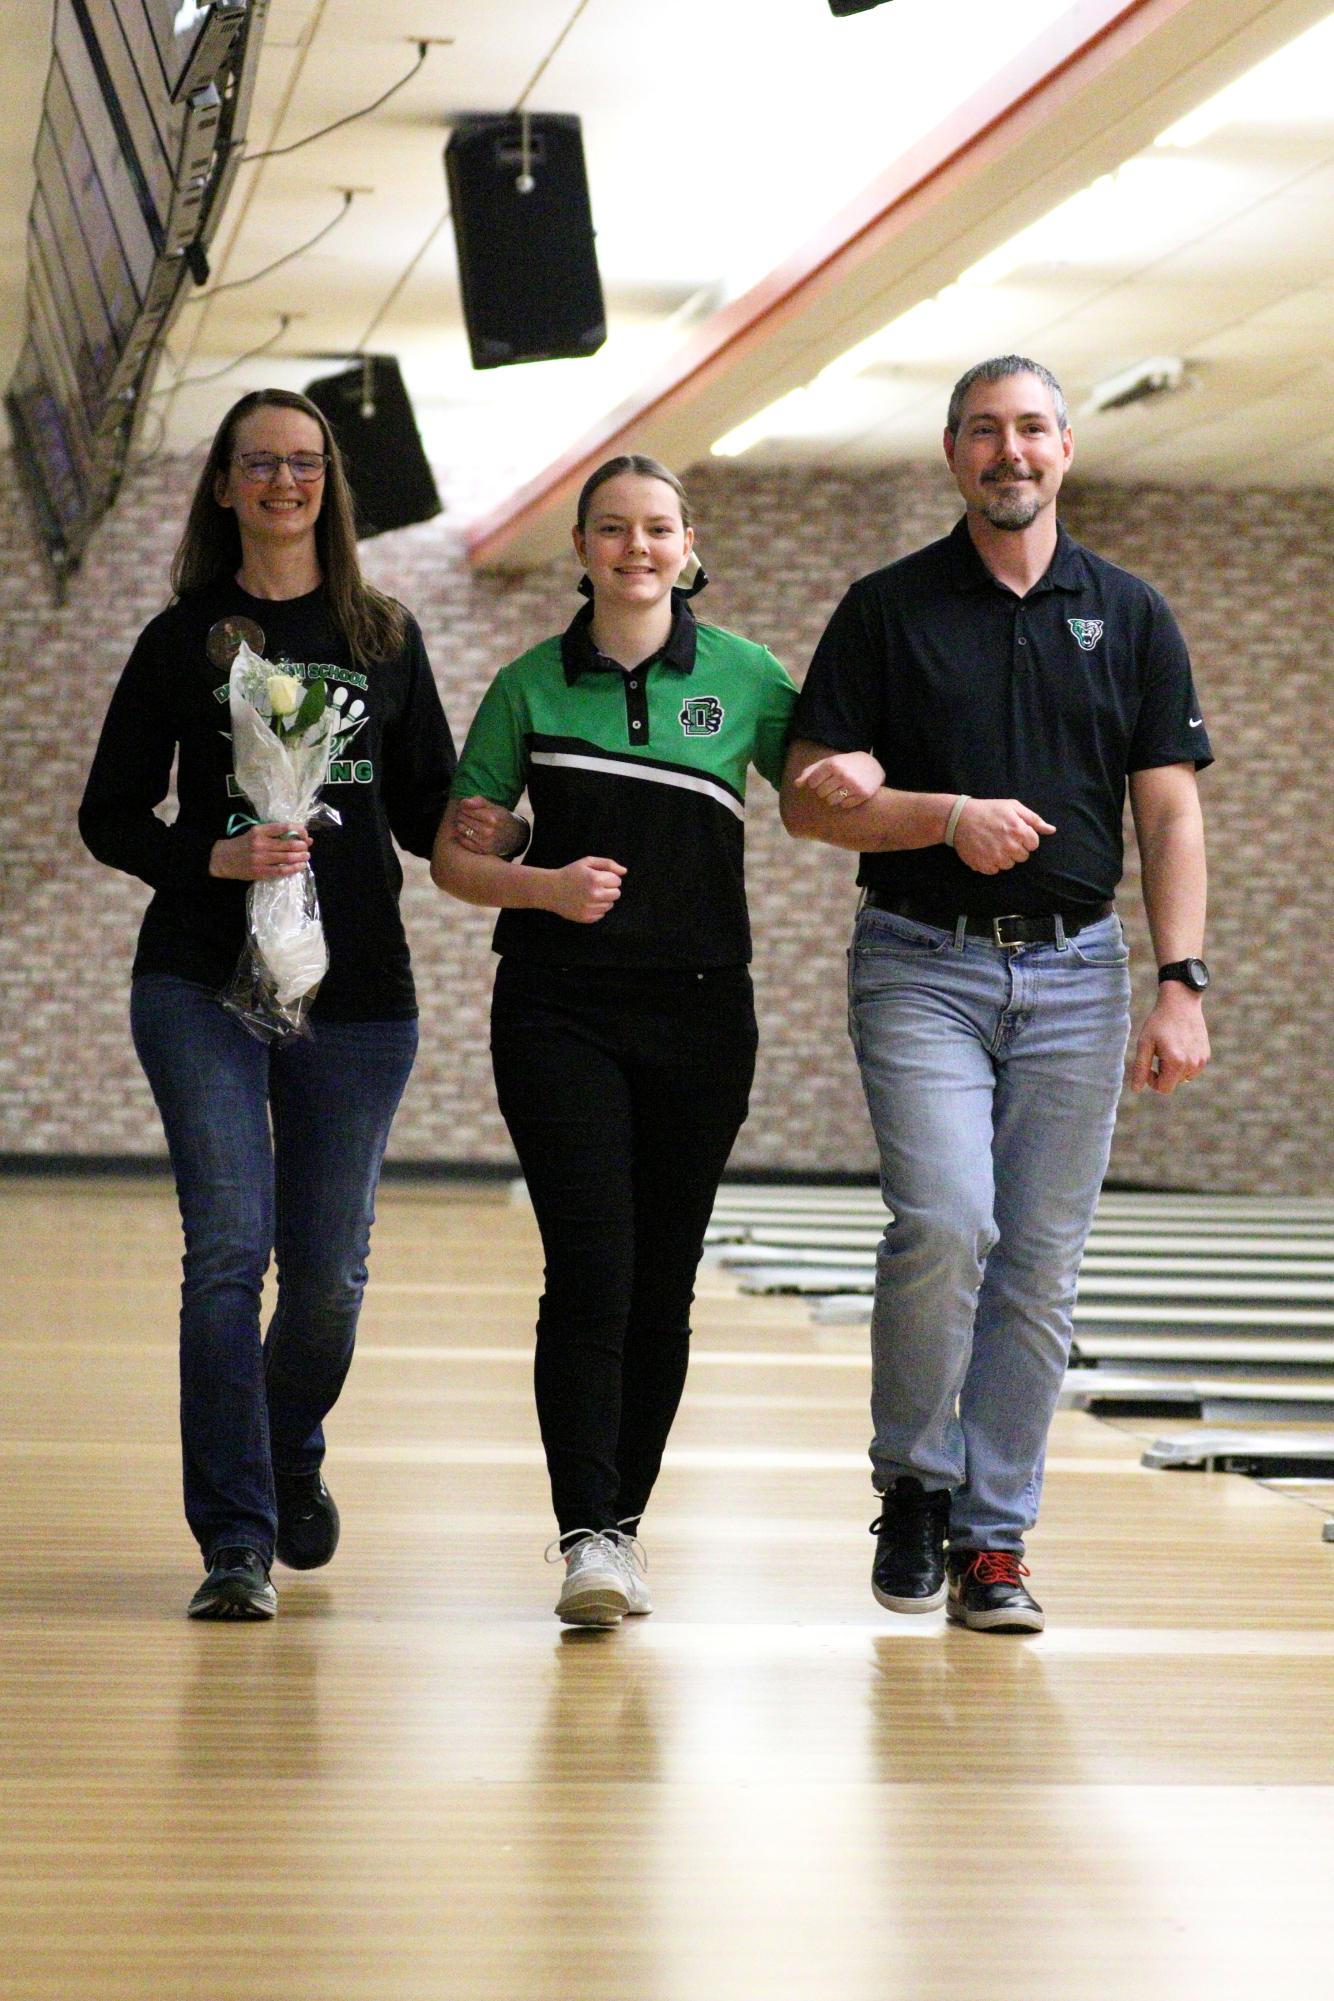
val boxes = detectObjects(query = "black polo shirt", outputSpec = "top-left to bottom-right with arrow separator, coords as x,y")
793,517 -> 1213,915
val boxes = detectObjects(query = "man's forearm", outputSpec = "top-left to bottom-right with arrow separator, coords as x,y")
1132,774 -> 1207,962
1140,821 -> 1207,962
1128,766 -> 1210,1093
780,743 -> 953,851
782,783 -> 955,852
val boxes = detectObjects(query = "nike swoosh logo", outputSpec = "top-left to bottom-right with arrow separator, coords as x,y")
1189,717 -> 1202,728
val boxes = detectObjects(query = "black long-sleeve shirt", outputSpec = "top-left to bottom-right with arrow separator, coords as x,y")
79,580 -> 456,1019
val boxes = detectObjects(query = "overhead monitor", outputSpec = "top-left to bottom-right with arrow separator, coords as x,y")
5,1 -> 263,590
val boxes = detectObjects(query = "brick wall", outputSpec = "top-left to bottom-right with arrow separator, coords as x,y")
1,448 -> 1329,1192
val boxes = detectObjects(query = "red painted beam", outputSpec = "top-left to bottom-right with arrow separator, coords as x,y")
463,0 -> 1236,567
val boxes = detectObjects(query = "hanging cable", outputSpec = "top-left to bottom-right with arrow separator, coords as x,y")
512,0 -> 593,110
183,190 -> 357,303
147,314 -> 294,399
355,206 -> 450,353
350,0 -> 591,356
242,41 -> 432,162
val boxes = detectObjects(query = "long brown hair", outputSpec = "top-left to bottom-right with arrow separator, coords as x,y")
171,388 -> 407,668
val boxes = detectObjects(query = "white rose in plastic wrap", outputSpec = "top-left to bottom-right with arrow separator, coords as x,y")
252,877 -> 330,1005
224,639 -> 341,1031
267,672 -> 303,718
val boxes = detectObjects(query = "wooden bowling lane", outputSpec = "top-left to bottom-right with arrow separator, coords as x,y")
2,1177 -> 1332,2001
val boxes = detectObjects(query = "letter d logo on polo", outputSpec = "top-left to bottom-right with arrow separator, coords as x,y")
1067,618 -> 1104,652
679,695 -> 724,737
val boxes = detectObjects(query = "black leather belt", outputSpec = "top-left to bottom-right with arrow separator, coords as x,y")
863,891 -> 1114,947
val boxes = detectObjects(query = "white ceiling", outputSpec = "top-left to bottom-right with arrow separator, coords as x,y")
725,47 -> 1334,490
2,0 -> 1333,556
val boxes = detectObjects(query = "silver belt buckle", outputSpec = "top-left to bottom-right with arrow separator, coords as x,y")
991,914 -> 1027,950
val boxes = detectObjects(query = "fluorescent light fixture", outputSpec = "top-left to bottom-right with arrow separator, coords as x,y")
1084,356 -> 1187,413
1156,96 -> 1242,151
710,375 -> 875,457
954,154 -> 1218,287
955,177 -> 1116,287
1155,11 -> 1334,148
824,159 -> 1202,376
958,172 -> 1130,282
712,392 -> 812,458
817,286 -> 972,384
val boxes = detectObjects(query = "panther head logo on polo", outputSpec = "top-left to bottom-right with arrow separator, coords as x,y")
1067,618 -> 1105,652
679,695 -> 725,737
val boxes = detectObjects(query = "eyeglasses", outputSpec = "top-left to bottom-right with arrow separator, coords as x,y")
234,451 -> 330,484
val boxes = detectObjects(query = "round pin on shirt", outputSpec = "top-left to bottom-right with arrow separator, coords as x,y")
206,616 -> 267,670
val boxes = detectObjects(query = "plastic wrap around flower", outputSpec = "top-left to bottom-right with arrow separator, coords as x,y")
221,639 -> 342,1040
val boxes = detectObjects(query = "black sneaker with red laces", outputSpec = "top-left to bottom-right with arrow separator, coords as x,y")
869,1476 -> 952,1612
946,1549 -> 1045,1633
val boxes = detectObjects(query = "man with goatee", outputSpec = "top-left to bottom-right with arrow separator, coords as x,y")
782,355 -> 1212,1632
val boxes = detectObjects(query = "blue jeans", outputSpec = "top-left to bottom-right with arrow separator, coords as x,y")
131,975 -> 417,1565
848,905 -> 1131,1552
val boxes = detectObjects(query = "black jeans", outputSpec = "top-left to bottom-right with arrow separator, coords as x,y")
490,958 -> 758,1538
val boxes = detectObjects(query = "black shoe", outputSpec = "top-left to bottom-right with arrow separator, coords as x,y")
274,1471 -> 340,1570
187,1546 -> 277,1621
946,1549 -> 1045,1633
869,1477 -> 951,1612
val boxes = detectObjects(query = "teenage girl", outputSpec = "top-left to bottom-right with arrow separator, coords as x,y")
432,454 -> 879,1623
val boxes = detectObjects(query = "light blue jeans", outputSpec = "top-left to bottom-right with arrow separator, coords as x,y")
848,904 -> 1131,1552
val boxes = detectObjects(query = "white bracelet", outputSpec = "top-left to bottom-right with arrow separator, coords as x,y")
943,795 -> 971,848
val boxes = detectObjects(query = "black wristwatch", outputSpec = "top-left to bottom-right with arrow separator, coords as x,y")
1158,957 -> 1210,992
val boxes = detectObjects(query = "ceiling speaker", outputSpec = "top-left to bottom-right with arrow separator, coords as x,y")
445,113 -> 606,369
304,356 -> 442,539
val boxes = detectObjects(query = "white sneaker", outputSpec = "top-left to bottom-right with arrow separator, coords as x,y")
610,1530 -> 653,1616
549,1532 -> 630,1627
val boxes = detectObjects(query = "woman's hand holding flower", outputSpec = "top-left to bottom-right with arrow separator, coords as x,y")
210,823 -> 312,881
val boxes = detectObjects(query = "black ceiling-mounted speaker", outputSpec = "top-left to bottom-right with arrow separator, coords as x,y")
445,113 -> 606,369
304,356 -> 442,539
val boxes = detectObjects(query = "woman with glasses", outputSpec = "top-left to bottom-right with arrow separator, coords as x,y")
432,454 -> 881,1625
80,387 -> 523,1619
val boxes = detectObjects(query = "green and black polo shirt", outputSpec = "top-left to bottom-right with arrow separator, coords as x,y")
452,598 -> 797,968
